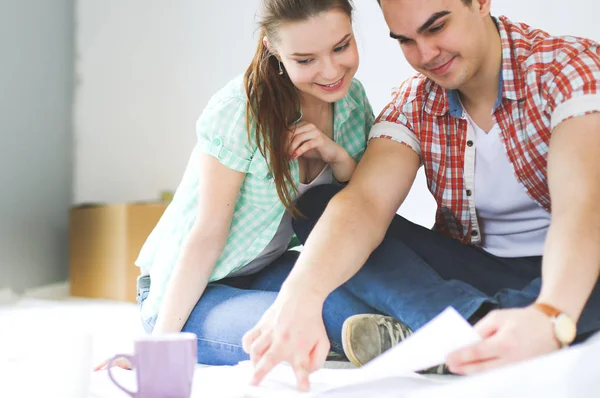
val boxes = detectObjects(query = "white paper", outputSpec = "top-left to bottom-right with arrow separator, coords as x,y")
91,335 -> 600,398
356,307 -> 481,379
188,307 -> 479,397
88,307 -> 478,397
409,329 -> 600,398
185,362 -> 427,398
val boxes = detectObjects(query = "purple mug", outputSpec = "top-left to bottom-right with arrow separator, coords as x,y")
107,332 -> 197,398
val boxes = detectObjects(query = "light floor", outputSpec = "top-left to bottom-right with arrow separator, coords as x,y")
2,284 -> 596,397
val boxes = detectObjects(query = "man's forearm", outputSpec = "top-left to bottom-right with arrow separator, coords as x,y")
537,204 -> 600,321
540,114 -> 600,321
281,139 -> 420,304
282,188 -> 391,301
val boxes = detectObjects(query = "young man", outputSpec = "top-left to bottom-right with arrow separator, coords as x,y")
243,0 -> 600,390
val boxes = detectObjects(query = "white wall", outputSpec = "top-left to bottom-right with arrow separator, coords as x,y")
74,0 -> 600,228
74,0 -> 262,205
0,0 -> 74,291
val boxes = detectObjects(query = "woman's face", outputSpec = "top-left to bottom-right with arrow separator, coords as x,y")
273,9 -> 359,104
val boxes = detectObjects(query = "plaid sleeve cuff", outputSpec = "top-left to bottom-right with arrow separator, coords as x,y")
551,94 -> 600,130
369,121 -> 422,159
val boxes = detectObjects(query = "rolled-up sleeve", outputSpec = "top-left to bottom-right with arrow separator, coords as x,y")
547,45 -> 600,130
196,96 -> 254,173
369,101 -> 422,159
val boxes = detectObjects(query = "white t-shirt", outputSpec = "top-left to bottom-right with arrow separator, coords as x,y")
467,113 -> 551,257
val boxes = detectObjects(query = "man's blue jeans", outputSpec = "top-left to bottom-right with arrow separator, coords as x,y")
292,184 -> 600,338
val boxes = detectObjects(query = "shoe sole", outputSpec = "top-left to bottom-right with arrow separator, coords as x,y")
341,314 -> 366,367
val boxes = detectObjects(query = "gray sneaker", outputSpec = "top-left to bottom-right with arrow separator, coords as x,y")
341,314 -> 450,374
341,314 -> 412,367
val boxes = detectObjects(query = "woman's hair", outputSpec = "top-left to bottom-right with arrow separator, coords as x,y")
244,0 -> 354,216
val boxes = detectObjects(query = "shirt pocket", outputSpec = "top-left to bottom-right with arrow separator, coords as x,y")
239,152 -> 281,210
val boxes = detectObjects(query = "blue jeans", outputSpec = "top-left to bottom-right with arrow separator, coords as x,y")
137,251 -> 376,365
137,183 -> 600,365
292,184 -> 600,339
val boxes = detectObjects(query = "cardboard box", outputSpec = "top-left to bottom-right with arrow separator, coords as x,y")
69,202 -> 167,302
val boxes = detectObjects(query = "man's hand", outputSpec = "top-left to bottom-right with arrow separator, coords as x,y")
242,289 -> 330,392
446,306 -> 560,375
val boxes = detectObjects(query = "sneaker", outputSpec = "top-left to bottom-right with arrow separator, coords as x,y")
341,314 -> 450,374
325,351 -> 348,362
419,363 -> 450,375
341,314 -> 412,367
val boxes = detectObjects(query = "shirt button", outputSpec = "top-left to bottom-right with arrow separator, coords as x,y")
467,140 -> 474,147
266,172 -> 273,180
213,138 -> 222,147
466,189 -> 472,196
471,230 -> 479,237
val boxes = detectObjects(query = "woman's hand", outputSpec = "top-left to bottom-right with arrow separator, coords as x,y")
93,357 -> 132,372
288,122 -> 346,164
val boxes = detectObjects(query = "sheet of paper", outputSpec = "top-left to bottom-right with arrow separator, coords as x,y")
355,307 -> 481,380
409,328 -> 600,398
188,362 -> 429,398
187,307 -> 479,397
90,332 -> 600,398
88,307 -> 479,397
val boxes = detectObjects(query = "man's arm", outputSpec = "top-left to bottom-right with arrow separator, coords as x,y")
447,113 -> 600,374
537,113 -> 600,319
282,139 -> 421,300
243,138 -> 420,391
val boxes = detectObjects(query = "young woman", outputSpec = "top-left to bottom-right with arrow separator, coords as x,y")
126,0 -> 376,366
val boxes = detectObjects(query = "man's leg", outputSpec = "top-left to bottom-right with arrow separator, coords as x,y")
292,184 -> 520,330
292,184 -> 599,364
496,274 -> 600,339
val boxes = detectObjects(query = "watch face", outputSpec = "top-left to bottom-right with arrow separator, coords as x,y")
555,314 -> 577,345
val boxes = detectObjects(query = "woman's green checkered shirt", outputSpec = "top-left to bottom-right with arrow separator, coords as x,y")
136,75 -> 374,320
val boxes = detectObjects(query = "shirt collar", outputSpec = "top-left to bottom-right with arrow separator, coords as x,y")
333,86 -> 360,130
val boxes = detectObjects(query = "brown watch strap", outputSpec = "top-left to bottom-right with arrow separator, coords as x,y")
533,302 -> 562,318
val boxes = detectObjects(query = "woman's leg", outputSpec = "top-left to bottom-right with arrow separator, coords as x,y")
145,245 -> 380,365
138,272 -> 279,365
181,283 -> 279,365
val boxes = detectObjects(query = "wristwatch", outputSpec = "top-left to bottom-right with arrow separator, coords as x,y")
533,302 -> 577,348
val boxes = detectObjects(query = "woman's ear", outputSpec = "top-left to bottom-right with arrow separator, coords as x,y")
263,37 -> 278,58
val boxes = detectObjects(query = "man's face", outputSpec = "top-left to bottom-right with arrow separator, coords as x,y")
380,0 -> 491,90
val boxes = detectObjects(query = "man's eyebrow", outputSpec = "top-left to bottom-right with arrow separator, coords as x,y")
389,11 -> 451,41
390,31 -> 409,41
417,11 -> 451,34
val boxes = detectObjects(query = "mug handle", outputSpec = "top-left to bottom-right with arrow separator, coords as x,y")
107,354 -> 138,397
